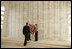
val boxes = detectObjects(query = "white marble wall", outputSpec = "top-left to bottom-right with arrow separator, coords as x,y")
1,1 -> 71,42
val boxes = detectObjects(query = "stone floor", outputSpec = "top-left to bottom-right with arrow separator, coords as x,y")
1,39 -> 71,48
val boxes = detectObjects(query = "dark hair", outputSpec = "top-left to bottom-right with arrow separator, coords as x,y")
26,22 -> 28,25
35,24 -> 37,25
26,22 -> 28,24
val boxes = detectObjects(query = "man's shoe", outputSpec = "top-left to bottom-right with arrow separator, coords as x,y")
24,44 -> 26,46
29,39 -> 31,40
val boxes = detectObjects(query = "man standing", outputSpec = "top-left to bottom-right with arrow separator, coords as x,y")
23,22 -> 30,46
34,24 -> 38,41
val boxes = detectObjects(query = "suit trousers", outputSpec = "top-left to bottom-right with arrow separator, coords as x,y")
35,31 -> 38,41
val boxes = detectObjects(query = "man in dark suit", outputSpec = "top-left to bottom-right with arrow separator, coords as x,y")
34,24 -> 38,41
23,22 -> 30,46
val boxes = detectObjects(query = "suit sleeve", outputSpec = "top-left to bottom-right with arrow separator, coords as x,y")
23,26 -> 25,35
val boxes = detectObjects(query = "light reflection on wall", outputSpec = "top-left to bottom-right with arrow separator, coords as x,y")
68,14 -> 71,42
1,6 -> 5,29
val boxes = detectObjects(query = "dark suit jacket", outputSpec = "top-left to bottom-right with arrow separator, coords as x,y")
23,25 -> 30,35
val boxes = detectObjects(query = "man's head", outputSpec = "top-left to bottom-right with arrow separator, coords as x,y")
26,22 -> 28,26
35,24 -> 37,26
35,24 -> 37,25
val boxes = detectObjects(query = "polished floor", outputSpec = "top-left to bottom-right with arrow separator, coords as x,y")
1,39 -> 71,48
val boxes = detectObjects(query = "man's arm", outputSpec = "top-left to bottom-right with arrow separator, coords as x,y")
23,26 -> 25,35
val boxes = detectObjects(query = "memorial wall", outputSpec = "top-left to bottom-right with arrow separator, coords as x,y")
1,1 -> 71,42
